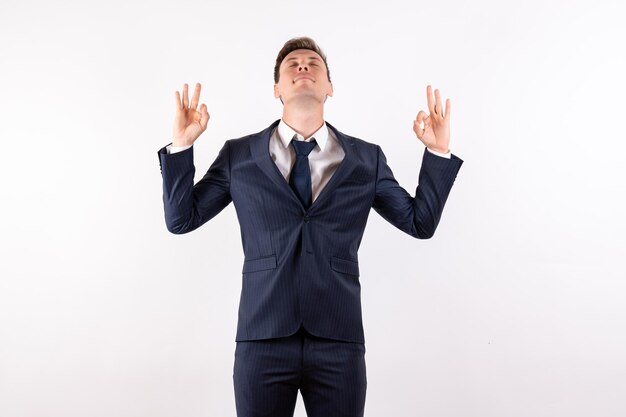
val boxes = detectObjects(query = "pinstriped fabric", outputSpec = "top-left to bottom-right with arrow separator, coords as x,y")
157,119 -> 463,344
373,144 -> 462,238
233,326 -> 366,417
158,139 -> 232,233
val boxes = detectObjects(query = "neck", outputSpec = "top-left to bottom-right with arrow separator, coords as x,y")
281,101 -> 325,139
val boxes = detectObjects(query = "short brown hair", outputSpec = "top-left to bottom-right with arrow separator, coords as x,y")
273,37 -> 331,84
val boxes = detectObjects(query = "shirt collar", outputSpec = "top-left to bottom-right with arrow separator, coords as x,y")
277,118 -> 329,151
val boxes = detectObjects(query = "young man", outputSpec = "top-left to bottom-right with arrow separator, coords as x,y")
157,37 -> 463,417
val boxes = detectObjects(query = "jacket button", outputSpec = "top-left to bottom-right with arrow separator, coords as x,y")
303,215 -> 310,222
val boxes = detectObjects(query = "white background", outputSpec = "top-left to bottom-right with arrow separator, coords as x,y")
1,0 -> 625,416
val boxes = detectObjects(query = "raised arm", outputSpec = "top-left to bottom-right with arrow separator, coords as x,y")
372,85 -> 462,238
157,83 -> 232,234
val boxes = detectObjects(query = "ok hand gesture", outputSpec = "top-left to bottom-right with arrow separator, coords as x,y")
413,85 -> 451,154
172,83 -> 210,147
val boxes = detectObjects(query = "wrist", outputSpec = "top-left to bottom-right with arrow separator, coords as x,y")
172,140 -> 193,148
427,146 -> 449,154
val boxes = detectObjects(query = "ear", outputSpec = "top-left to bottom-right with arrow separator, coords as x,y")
327,82 -> 334,97
274,84 -> 280,99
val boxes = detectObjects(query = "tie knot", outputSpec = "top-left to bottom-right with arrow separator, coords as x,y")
291,138 -> 317,156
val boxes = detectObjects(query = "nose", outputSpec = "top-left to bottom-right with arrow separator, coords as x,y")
298,66 -> 309,71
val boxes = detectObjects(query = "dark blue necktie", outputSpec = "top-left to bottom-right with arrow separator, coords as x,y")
289,137 -> 317,209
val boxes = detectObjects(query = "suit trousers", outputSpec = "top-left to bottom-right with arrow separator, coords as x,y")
233,325 -> 367,417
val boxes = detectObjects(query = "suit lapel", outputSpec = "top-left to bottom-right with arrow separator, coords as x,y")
249,119 -> 358,212
250,119 -> 304,208
307,121 -> 357,212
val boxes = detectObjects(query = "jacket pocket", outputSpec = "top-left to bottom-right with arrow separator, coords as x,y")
242,255 -> 277,274
330,256 -> 360,277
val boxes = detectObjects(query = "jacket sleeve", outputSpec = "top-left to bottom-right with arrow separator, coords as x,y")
157,140 -> 232,234
372,145 -> 463,239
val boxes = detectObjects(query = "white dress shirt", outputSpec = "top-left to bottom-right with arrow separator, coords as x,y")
166,119 -> 452,202
269,120 -> 344,203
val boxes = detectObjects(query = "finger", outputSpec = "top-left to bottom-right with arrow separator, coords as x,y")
415,110 -> 427,124
182,83 -> 189,108
423,115 -> 431,132
435,89 -> 442,116
199,104 -> 210,129
426,85 -> 435,115
174,91 -> 182,110
413,120 -> 423,138
414,110 -> 427,137
190,83 -> 201,110
444,98 -> 451,120
415,110 -> 428,128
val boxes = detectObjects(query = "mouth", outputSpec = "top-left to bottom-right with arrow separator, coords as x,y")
293,76 -> 314,83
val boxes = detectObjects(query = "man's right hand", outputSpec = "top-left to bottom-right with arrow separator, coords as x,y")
172,82 -> 210,147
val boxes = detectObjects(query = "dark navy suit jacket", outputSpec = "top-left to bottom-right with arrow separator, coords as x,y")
157,119 -> 463,343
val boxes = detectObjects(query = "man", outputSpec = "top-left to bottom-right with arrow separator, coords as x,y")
157,37 -> 463,417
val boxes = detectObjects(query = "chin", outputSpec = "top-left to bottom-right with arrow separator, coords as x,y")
283,95 -> 324,106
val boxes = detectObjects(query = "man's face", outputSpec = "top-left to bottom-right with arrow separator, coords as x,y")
274,49 -> 333,105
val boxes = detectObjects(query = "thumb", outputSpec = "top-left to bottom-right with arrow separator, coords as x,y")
199,104 -> 210,130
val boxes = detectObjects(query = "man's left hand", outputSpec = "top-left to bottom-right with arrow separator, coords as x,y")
413,85 -> 451,153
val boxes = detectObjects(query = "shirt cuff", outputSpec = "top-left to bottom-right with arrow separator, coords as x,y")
426,147 -> 451,159
166,143 -> 193,154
